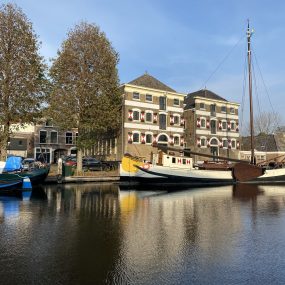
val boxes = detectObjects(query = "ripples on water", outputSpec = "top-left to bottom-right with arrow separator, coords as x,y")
1,183 -> 285,284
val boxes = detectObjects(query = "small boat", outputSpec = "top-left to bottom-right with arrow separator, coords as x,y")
120,22 -> 285,186
0,156 -> 50,195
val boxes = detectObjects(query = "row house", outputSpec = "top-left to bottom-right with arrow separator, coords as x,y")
7,124 -> 35,158
240,132 -> 285,165
118,73 -> 186,161
34,119 -> 78,163
7,79 -> 242,164
184,89 -> 240,162
6,121 -> 78,163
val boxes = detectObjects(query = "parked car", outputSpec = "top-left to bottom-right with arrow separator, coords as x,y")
63,156 -> 111,171
82,157 -> 111,171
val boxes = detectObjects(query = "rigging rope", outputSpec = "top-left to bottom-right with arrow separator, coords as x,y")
252,49 -> 281,131
199,34 -> 246,89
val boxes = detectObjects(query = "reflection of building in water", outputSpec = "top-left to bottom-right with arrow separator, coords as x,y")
116,185 -> 285,277
117,187 -> 243,272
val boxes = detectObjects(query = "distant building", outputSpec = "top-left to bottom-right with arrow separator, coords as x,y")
33,119 -> 78,163
240,132 -> 285,164
184,89 -> 240,162
7,124 -> 34,158
117,73 -> 186,161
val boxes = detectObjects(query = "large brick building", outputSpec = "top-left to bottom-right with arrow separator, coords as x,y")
118,73 -> 186,161
184,89 -> 240,162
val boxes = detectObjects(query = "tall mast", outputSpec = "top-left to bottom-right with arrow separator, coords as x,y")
247,20 -> 255,164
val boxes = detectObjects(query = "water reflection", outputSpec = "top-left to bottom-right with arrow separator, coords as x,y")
1,183 -> 285,284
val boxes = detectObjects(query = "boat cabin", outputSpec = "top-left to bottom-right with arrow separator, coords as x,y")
152,151 -> 194,169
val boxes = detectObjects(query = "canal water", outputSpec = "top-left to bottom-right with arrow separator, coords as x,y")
1,183 -> 285,284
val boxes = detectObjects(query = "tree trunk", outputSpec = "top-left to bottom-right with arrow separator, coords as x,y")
77,149 -> 83,172
0,123 -> 9,161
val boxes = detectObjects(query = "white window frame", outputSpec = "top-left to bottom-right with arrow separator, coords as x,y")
173,114 -> 180,125
50,130 -> 58,144
145,110 -> 153,123
200,136 -> 207,148
35,147 -> 51,163
132,109 -> 141,121
222,120 -> 227,131
145,132 -> 153,145
65,132 -> 73,145
173,135 -> 180,146
222,138 -> 228,148
145,94 -> 153,102
173,98 -> 180,106
157,133 -> 169,144
231,139 -> 236,149
132,131 -> 141,144
221,106 -> 227,113
200,117 -> 206,129
133,92 -> 140,100
39,130 -> 47,144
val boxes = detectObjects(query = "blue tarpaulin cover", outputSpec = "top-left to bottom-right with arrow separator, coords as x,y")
4,156 -> 22,172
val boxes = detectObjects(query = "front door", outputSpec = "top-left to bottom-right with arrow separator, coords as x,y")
210,146 -> 218,161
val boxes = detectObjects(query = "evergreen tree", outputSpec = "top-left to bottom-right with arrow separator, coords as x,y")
0,3 -> 47,160
48,22 -> 121,170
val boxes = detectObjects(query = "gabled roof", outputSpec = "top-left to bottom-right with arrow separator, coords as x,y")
274,131 -> 285,151
241,134 -> 278,152
128,73 -> 176,93
184,89 -> 228,110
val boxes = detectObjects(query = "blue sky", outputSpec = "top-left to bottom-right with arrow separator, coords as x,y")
4,0 -> 285,125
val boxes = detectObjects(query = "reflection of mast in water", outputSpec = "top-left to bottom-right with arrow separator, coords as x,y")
0,202 -> 3,223
232,184 -> 263,224
233,184 -> 285,223
232,184 -> 264,200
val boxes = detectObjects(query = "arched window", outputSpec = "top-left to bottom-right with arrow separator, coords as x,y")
201,118 -> 206,128
158,135 -> 168,142
210,138 -> 218,146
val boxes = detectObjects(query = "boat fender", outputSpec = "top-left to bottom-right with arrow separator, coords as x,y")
22,177 -> 32,190
143,163 -> 150,170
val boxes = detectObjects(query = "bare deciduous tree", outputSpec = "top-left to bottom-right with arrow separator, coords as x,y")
254,111 -> 282,135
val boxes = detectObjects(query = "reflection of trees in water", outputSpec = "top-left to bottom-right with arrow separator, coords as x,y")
42,183 -> 120,217
17,183 -> 123,284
